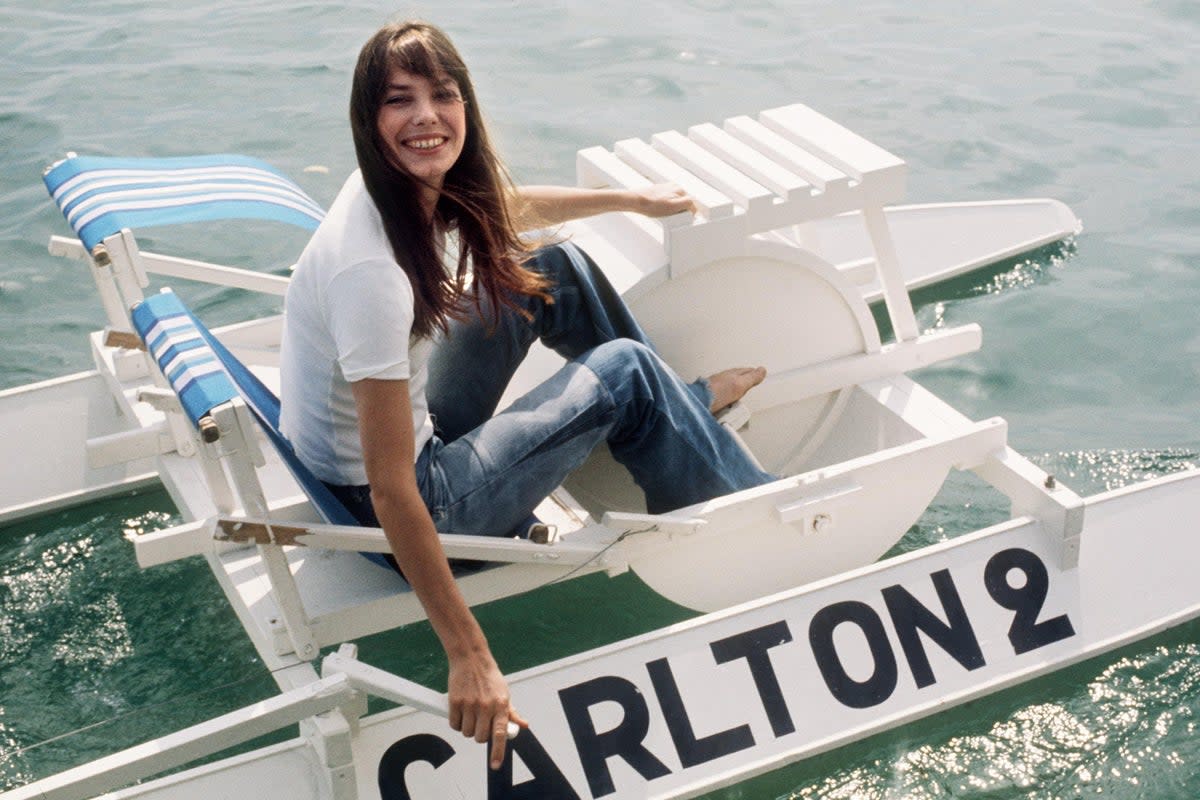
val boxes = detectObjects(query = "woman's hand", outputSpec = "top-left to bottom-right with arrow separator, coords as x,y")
632,183 -> 697,217
447,650 -> 530,769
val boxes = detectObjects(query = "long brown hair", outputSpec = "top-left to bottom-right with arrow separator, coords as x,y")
350,21 -> 549,338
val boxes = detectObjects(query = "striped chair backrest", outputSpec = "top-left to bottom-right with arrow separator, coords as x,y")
43,153 -> 325,251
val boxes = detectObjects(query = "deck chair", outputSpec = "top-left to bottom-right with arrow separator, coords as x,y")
125,286 -> 617,660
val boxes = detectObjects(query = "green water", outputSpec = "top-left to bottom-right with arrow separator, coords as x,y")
2,1 -> 1198,797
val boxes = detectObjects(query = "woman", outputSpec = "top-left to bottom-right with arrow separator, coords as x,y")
279,20 -> 774,769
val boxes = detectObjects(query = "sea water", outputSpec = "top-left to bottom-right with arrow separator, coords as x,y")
1,1 -> 1198,796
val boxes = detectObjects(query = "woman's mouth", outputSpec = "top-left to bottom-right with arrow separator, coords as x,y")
404,136 -> 447,150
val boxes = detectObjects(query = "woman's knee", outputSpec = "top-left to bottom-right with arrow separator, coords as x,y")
580,339 -> 661,394
525,242 -> 574,281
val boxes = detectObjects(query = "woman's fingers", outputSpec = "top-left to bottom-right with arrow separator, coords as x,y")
639,183 -> 697,217
488,708 -> 512,769
488,705 -> 529,770
446,655 -> 526,769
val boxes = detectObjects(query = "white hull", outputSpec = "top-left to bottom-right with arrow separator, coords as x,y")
16,468 -> 1195,800
0,370 -> 157,525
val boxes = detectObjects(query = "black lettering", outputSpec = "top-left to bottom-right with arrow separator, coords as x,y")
488,729 -> 582,800
984,548 -> 1075,655
882,568 -> 985,688
646,657 -> 755,768
377,733 -> 456,800
809,600 -> 898,708
710,621 -> 796,737
559,676 -> 672,798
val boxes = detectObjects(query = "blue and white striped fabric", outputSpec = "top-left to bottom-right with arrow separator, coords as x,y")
131,289 -> 364,532
43,154 -> 325,250
131,290 -> 240,429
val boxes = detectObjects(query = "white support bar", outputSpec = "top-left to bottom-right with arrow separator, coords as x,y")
2,674 -> 358,800
258,544 -> 320,660
212,516 -> 615,567
320,649 -> 443,718
211,401 -> 317,660
213,400 -> 266,471
47,234 -> 87,260
4,645 -> 530,800
323,646 -> 519,739
100,230 -> 148,307
973,447 -> 1086,569
862,204 -> 920,341
864,375 -> 1085,569
135,386 -> 199,458
86,421 -> 174,468
600,512 -> 708,538
52,235 -> 132,332
136,251 -> 290,296
749,324 -> 982,411
48,234 -> 290,296
126,518 -> 215,568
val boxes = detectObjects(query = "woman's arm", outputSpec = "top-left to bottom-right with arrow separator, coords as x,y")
512,183 -> 696,228
351,377 -> 524,769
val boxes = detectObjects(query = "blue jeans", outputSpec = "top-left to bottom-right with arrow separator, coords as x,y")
335,242 -> 774,537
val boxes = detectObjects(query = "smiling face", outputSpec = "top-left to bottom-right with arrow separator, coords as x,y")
376,67 -> 467,204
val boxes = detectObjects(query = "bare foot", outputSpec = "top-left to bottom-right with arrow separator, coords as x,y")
707,366 -> 766,414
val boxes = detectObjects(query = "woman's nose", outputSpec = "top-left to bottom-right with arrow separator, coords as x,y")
412,95 -> 437,124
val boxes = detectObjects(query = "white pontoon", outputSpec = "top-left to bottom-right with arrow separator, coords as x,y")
3,102 -> 1196,800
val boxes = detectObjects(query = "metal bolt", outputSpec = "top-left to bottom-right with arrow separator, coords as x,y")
812,514 -> 832,534
199,417 -> 221,443
1044,475 -> 1057,490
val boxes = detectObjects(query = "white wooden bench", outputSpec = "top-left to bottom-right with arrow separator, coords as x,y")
575,102 -> 920,342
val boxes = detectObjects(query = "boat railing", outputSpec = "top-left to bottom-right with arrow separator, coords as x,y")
1,644 -> 465,800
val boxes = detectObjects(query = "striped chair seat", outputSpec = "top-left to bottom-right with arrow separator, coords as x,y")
131,288 -> 362,529
131,289 -> 239,431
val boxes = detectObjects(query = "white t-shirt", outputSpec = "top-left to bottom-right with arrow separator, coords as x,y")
280,170 -> 437,486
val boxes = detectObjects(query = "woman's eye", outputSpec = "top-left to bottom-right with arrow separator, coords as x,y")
434,90 -> 461,103
385,95 -> 412,106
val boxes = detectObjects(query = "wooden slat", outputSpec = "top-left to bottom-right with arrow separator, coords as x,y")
651,129 -> 775,213
759,103 -> 904,183
614,138 -> 735,219
576,145 -> 655,191
688,122 -> 814,201
723,116 -> 850,193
